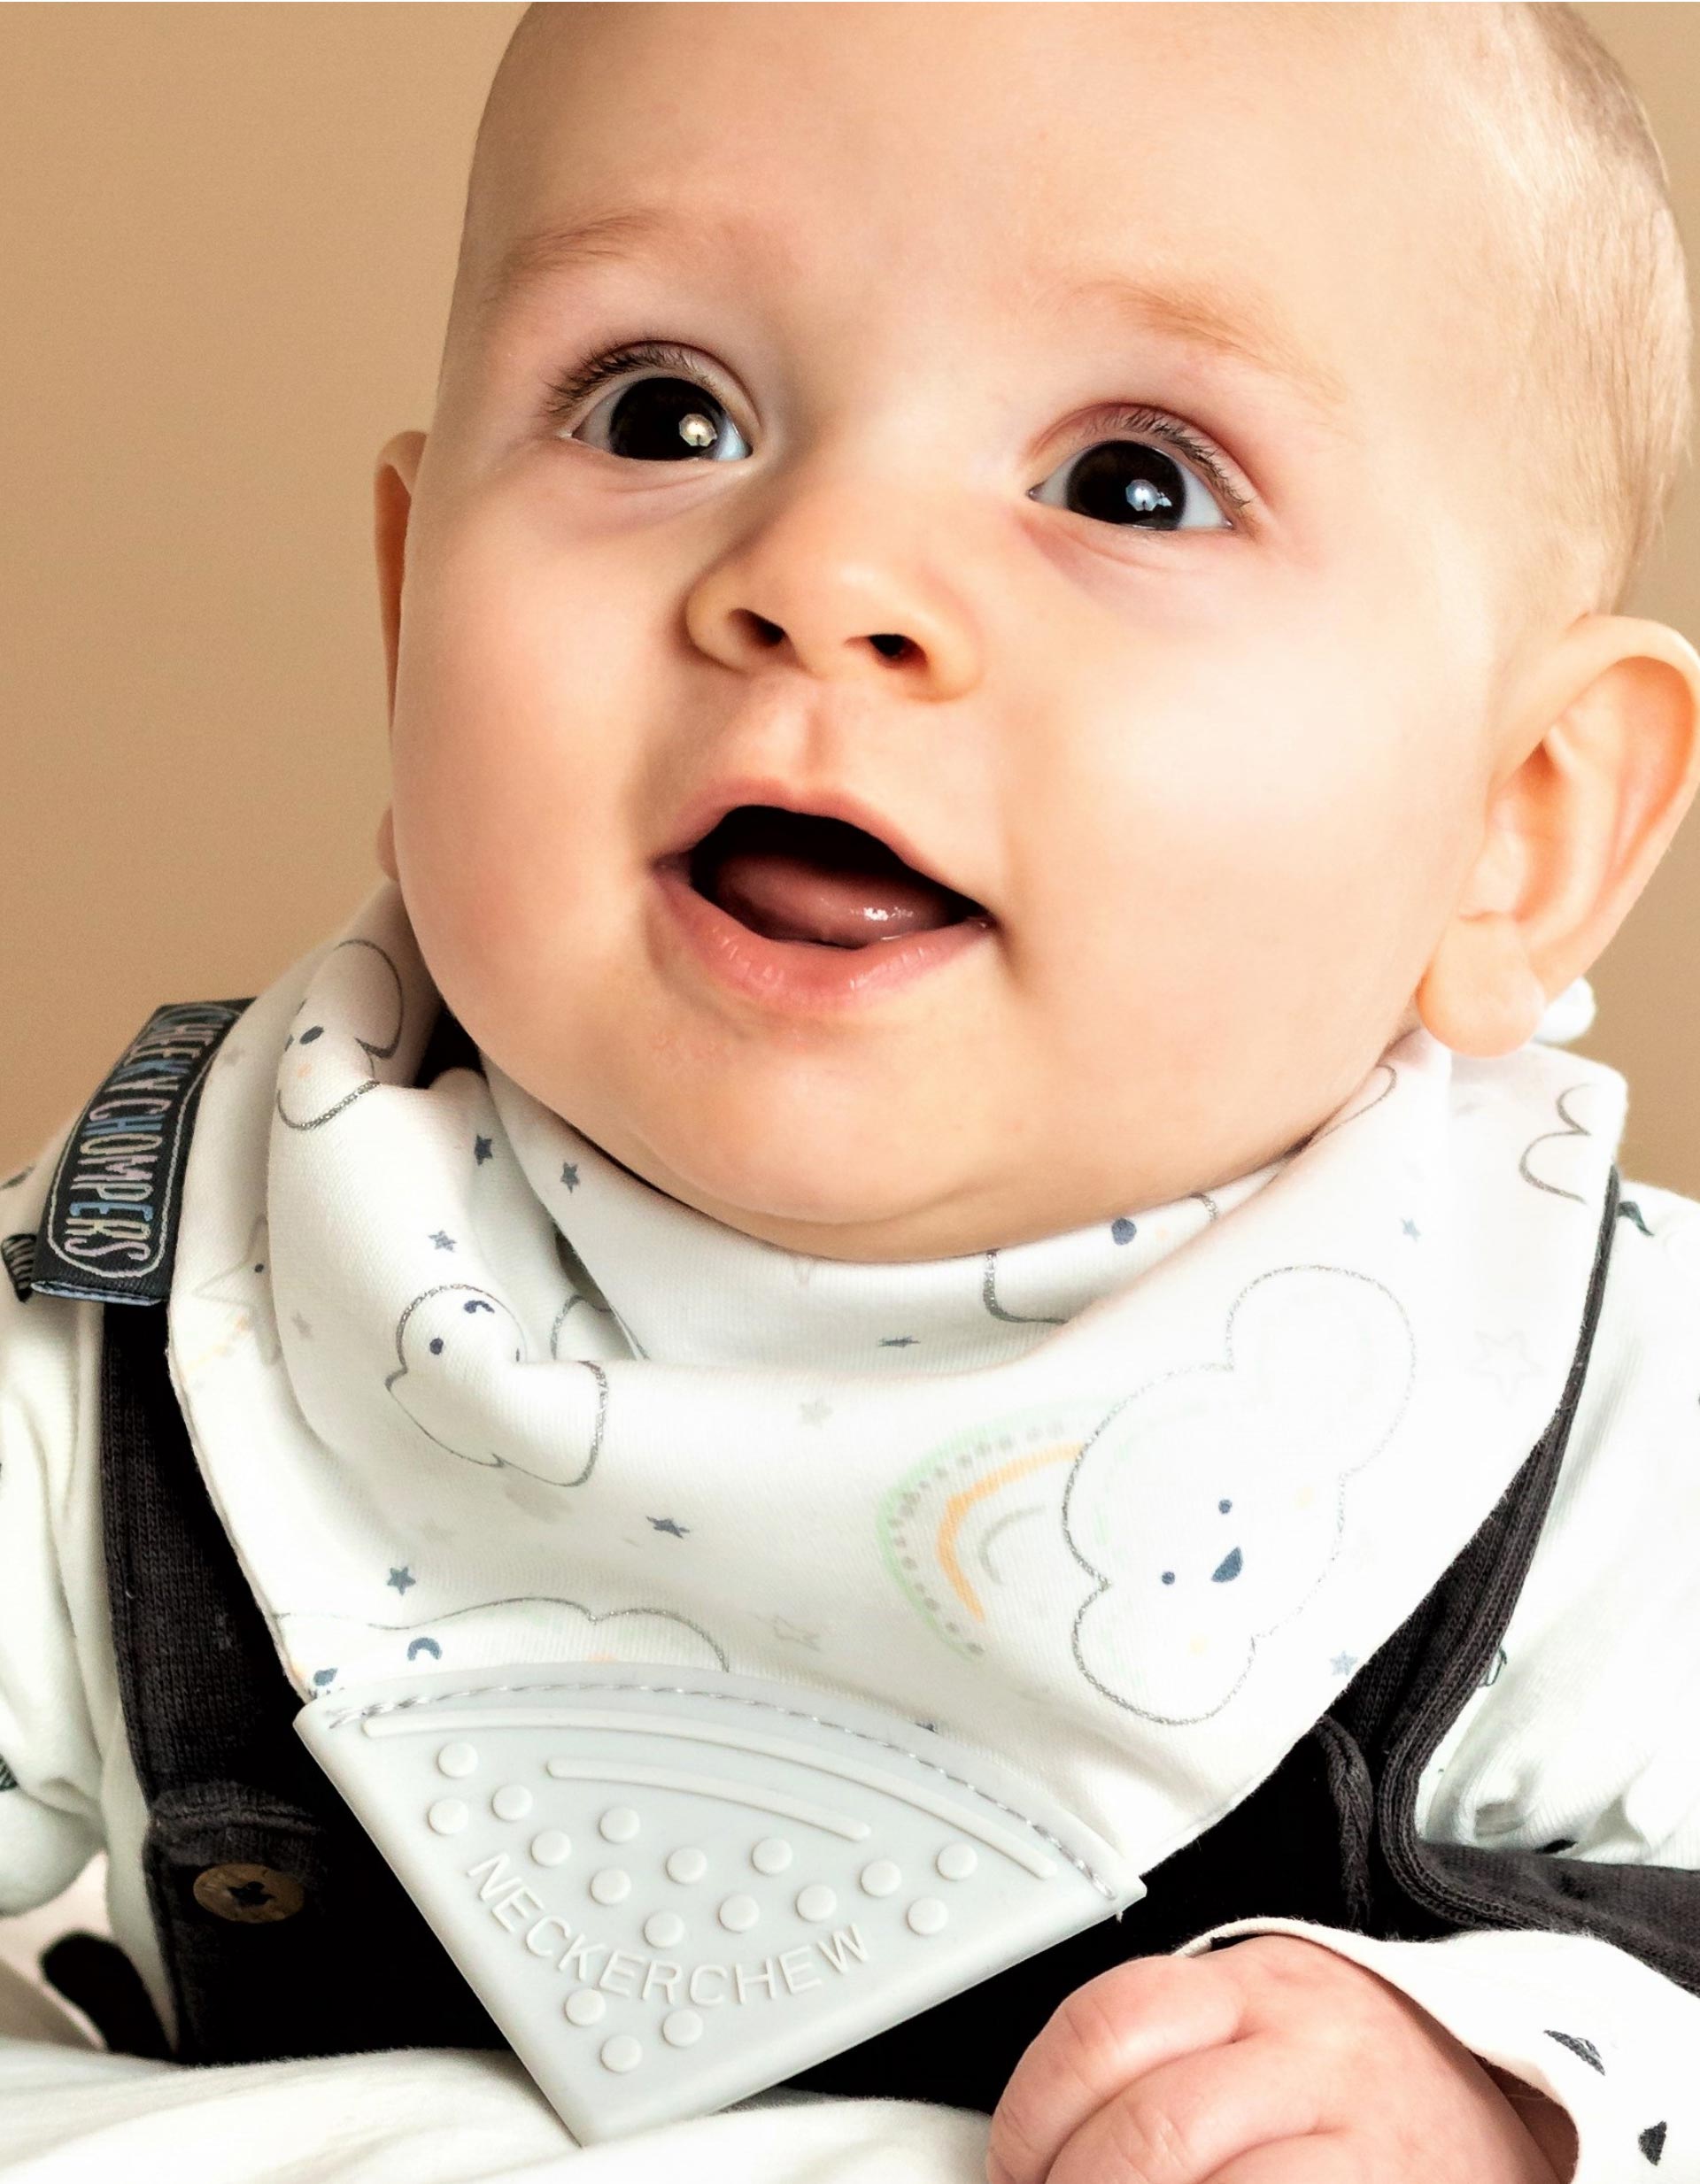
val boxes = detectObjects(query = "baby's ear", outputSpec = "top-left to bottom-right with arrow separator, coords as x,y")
375,428 -> 429,726
1417,614 -> 1700,1056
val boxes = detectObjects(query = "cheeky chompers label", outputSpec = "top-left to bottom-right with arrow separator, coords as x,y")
35,999 -> 250,1305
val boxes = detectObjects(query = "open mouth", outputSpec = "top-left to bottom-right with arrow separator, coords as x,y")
671,805 -> 989,949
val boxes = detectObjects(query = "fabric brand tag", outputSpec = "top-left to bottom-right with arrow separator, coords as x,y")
34,999 -> 251,1306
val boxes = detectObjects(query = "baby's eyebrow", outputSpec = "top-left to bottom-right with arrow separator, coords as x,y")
484,200 -> 1355,437
1030,262 -> 1356,439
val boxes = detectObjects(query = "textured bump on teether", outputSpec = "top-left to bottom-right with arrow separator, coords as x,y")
297,1663 -> 1143,2145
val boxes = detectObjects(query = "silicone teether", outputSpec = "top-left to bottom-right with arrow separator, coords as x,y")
297,1663 -> 1145,2142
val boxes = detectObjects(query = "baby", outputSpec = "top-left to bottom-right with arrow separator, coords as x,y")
4,4 -> 1700,2180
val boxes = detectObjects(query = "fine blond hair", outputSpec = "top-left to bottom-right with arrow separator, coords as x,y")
1447,4 -> 1691,643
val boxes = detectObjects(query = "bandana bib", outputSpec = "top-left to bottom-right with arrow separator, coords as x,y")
169,884 -> 1623,2140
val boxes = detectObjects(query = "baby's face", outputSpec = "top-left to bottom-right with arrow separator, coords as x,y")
382,3 -> 1523,1261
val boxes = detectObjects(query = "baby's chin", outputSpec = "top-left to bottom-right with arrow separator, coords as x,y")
581,1099 -> 1000,1263
571,1089 -> 1244,1263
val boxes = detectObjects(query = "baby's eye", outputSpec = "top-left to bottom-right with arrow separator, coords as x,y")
1028,412 -> 1242,534
549,342 -> 751,465
545,341 -> 1248,532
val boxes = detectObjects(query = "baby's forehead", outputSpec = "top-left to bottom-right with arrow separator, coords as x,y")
460,4 -> 1468,377
561,12 -> 1394,177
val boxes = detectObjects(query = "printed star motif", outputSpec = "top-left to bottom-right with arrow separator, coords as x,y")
1400,1217 -> 1421,1240
1330,1652 -> 1359,1678
218,1046 -> 244,1070
193,1216 -> 282,1366
429,1230 -> 456,1251
1468,1328 -> 1543,1400
560,1162 -> 580,1191
648,1516 -> 690,1538
387,1566 -> 416,1594
798,1397 -> 833,1425
879,1334 -> 918,1348
770,1616 -> 823,1649
290,1312 -> 313,1340
474,1135 -> 494,1165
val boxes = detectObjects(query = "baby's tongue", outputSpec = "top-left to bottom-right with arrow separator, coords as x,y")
694,808 -> 973,947
714,848 -> 957,945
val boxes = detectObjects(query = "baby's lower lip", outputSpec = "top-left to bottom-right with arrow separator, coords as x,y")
649,857 -> 995,1011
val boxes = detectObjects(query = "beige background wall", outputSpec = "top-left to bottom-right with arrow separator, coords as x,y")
2,3 -> 1697,1189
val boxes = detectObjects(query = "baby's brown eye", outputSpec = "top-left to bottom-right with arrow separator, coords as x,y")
560,373 -> 751,465
1028,436 -> 1232,535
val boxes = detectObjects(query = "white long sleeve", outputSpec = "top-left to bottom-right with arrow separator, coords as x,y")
0,1143 -> 108,1917
1173,1918 -> 1693,2183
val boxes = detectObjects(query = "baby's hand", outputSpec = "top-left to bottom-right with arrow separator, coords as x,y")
985,1936 -> 1578,2184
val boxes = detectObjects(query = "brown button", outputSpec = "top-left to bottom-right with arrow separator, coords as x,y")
191,1863 -> 306,1924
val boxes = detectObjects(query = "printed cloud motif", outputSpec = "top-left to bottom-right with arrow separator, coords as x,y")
274,938 -> 405,1132
1064,1265 -> 1415,1724
386,1282 -> 607,1486
282,1594 -> 730,1694
1518,1083 -> 1601,1206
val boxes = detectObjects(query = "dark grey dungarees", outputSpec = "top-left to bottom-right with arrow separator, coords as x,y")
23,997 -> 1700,2120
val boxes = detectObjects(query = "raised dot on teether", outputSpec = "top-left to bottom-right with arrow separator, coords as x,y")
645,1910 -> 685,1949
936,1841 -> 978,1881
427,1799 -> 468,1835
530,1830 -> 571,1867
600,2034 -> 642,2073
907,1896 -> 948,1935
564,1988 -> 606,2026
666,1847 -> 707,1884
599,1805 -> 640,1843
437,1741 -> 478,1779
662,2010 -> 703,2048
795,1884 -> 837,1923
718,1894 -> 760,1933
491,1783 -> 532,1821
859,1859 -> 901,1897
751,1837 -> 792,1875
590,1867 -> 630,1905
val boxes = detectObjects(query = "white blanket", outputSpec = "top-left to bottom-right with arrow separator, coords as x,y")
0,1865 -> 985,2182
0,1964 -> 985,2184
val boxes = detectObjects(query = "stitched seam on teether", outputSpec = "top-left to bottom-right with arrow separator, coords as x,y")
321,1678 -> 1117,1898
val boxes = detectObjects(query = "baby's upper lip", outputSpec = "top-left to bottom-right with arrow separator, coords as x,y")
657,774 -> 989,915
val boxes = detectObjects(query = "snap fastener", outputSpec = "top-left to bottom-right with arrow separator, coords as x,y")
191,1863 -> 306,1924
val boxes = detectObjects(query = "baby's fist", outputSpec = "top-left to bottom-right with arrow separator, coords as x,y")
985,1935 -> 1576,2184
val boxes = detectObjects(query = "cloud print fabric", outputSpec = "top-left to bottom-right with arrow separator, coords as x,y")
167,884 -> 1623,1879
